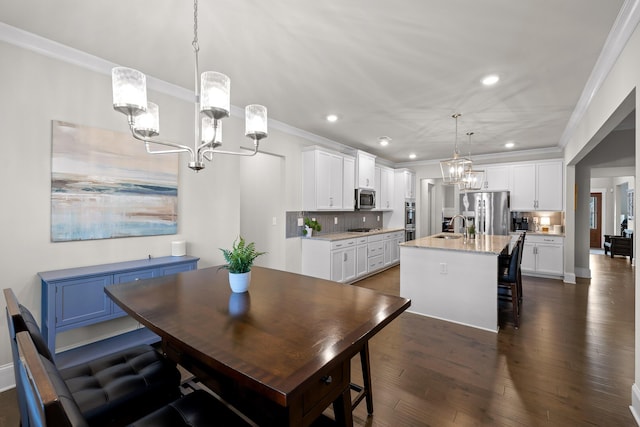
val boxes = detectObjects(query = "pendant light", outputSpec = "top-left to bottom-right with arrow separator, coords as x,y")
459,132 -> 485,191
440,113 -> 471,185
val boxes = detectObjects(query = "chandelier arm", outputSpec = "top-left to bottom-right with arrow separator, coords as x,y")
127,122 -> 194,155
199,140 -> 260,158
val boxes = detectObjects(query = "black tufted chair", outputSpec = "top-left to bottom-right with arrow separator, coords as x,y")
4,288 -> 181,426
15,331 -> 251,427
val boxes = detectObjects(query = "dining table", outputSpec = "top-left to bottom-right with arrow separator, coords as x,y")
105,265 -> 410,426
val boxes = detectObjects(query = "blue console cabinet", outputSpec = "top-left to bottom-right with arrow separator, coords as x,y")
38,256 -> 199,361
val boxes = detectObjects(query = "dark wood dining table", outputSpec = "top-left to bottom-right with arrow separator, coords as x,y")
105,265 -> 410,426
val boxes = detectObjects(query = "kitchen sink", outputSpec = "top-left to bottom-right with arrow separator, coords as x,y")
432,234 -> 463,240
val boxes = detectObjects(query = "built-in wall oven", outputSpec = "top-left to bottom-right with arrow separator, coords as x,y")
405,200 -> 416,241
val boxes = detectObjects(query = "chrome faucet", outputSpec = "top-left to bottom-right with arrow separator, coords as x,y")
449,214 -> 467,240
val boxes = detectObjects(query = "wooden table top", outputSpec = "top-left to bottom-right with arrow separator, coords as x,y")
105,266 -> 410,408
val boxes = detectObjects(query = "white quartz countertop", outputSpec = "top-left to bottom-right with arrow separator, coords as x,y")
306,228 -> 405,241
400,234 -> 512,255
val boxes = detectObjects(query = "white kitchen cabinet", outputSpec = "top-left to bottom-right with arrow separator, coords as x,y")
331,243 -> 356,283
377,166 -> 395,210
482,165 -> 510,191
356,238 -> 368,277
521,235 -> 563,277
511,161 -> 563,211
356,150 -> 376,189
303,147 -> 348,210
343,155 -> 355,210
383,231 -> 404,266
367,234 -> 385,272
396,169 -> 416,199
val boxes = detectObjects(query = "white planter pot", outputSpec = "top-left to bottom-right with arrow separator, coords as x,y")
305,226 -> 313,237
228,271 -> 251,293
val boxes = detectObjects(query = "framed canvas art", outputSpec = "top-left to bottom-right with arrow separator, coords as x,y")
51,121 -> 178,242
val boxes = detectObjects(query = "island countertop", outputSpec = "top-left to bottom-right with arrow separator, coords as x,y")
400,234 -> 512,255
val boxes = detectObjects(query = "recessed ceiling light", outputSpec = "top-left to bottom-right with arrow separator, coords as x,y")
482,74 -> 500,86
409,153 -> 417,159
505,142 -> 515,149
379,136 -> 392,146
326,114 -> 338,122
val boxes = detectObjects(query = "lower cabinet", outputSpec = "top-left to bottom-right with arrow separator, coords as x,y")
521,235 -> 563,277
39,255 -> 199,357
302,232 -> 402,283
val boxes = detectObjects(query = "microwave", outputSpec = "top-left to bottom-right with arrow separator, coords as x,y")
355,189 -> 376,210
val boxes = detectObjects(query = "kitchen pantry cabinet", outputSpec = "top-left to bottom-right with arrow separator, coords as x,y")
375,165 -> 395,210
38,256 -> 199,357
303,147 -> 353,211
521,235 -> 563,277
511,161 -> 563,211
356,150 -> 376,189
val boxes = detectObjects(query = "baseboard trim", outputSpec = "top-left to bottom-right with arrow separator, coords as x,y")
630,383 -> 640,425
563,273 -> 576,284
0,363 -> 15,392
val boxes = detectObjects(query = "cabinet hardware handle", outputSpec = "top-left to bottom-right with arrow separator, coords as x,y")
321,375 -> 333,384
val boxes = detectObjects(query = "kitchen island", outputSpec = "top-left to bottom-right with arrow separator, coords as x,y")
400,233 -> 512,332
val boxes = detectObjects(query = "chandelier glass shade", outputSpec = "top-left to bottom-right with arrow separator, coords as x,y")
111,0 -> 267,171
440,113 -> 472,185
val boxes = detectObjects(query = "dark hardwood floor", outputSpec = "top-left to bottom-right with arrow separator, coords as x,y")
1,253 -> 634,426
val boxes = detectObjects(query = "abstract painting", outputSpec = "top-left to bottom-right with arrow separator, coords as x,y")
51,120 -> 178,242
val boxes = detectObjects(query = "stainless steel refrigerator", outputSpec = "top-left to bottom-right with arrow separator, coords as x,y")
459,191 -> 510,235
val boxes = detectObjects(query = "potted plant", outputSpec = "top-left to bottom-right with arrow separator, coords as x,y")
303,218 -> 321,237
219,236 -> 266,293
467,223 -> 476,239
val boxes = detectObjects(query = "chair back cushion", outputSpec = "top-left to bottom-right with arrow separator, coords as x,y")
499,243 -> 520,282
19,303 -> 54,362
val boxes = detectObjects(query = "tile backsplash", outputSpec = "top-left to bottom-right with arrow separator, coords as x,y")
286,211 -> 384,238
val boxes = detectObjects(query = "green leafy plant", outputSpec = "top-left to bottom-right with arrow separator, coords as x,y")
467,224 -> 475,235
303,218 -> 321,236
219,236 -> 266,274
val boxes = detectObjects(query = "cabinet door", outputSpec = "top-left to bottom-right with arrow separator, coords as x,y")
536,162 -> 563,210
392,237 -> 402,263
383,239 -> 392,265
483,166 -> 510,191
356,245 -> 368,277
536,243 -> 563,275
342,247 -> 357,282
316,151 -> 342,209
330,249 -> 344,282
357,152 -> 376,189
380,167 -> 395,210
55,275 -> 113,328
521,243 -> 536,273
343,156 -> 355,210
511,164 -> 536,210
404,171 -> 416,199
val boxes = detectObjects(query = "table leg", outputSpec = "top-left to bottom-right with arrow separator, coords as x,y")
332,386 -> 354,427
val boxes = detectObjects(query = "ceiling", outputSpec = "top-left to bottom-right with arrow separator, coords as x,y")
0,1 -> 627,164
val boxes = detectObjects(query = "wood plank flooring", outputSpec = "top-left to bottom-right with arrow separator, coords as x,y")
348,254 -> 635,426
0,253 -> 635,426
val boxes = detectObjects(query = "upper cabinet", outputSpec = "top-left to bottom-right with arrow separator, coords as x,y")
376,165 -> 395,210
356,150 -> 376,189
342,156 -> 355,210
303,147 -> 352,211
482,165 -> 510,191
396,169 -> 416,199
511,160 -> 563,211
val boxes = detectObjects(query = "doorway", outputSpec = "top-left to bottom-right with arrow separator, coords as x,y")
590,192 -> 602,248
420,179 -> 435,238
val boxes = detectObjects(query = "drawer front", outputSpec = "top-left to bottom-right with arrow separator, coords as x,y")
160,262 -> 197,276
112,268 -> 160,315
302,361 -> 348,417
368,234 -> 383,243
55,275 -> 113,328
331,238 -> 356,251
368,242 -> 384,257
356,237 -> 368,245
528,235 -> 563,244
368,255 -> 384,271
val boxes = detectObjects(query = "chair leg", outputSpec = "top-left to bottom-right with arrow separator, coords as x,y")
512,284 -> 520,328
349,342 -> 373,415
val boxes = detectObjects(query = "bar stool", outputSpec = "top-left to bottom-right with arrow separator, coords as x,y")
498,242 -> 521,328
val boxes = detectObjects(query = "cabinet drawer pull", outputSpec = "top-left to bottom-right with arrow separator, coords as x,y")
321,375 -> 333,384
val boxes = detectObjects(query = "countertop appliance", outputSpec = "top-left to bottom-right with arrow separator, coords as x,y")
355,188 -> 376,210
459,191 -> 510,235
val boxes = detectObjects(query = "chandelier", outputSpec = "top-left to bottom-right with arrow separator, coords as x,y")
459,132 -> 485,191
440,113 -> 471,184
111,0 -> 268,171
